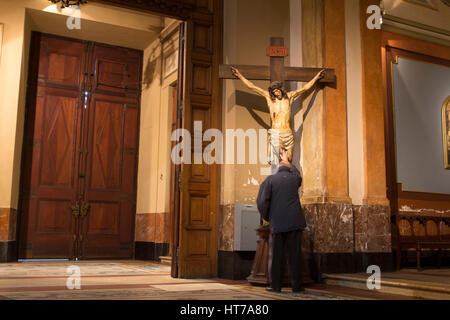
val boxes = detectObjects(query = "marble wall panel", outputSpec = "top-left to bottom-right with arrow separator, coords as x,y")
303,203 -> 354,253
135,212 -> 171,244
134,213 -> 156,242
0,208 -> 17,241
219,204 -> 234,251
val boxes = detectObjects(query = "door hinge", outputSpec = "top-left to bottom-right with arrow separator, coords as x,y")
177,101 -> 184,119
176,171 -> 182,191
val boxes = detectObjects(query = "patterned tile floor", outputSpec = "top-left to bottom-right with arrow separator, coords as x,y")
1,260 -> 442,300
0,260 -> 354,300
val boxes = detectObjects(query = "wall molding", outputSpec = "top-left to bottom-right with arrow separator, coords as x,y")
382,35 -> 450,217
134,241 -> 170,261
397,183 -> 450,202
92,0 -> 197,20
382,14 -> 450,38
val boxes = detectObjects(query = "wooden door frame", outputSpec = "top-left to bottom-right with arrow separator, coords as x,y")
169,81 -> 180,276
15,0 -> 223,278
17,32 -> 87,259
382,32 -> 450,218
91,0 -> 223,278
17,31 -> 143,259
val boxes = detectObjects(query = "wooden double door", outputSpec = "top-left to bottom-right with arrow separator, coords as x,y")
19,33 -> 142,259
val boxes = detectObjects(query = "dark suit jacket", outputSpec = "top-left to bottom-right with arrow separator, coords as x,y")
256,165 -> 306,234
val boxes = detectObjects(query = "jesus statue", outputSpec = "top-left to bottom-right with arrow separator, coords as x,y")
231,67 -> 325,163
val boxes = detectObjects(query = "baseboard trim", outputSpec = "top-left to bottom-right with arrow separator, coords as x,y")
0,241 -> 17,262
218,250 -> 256,280
134,242 -> 169,261
217,250 -> 396,283
314,252 -> 395,279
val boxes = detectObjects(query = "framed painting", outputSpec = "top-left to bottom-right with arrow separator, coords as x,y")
443,96 -> 450,169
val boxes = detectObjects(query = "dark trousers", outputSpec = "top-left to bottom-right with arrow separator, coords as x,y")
270,229 -> 303,291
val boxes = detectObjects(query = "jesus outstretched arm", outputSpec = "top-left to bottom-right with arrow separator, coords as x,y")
287,69 -> 325,102
231,67 -> 270,100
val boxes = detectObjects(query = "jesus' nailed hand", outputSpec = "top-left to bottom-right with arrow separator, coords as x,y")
230,66 -> 325,162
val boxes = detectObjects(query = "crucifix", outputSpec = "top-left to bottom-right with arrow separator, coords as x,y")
219,37 -> 335,171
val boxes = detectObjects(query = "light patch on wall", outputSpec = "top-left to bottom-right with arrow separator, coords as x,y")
242,170 -> 260,187
43,4 -> 72,16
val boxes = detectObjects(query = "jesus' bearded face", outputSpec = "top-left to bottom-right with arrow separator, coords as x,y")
268,82 -> 287,101
272,89 -> 283,100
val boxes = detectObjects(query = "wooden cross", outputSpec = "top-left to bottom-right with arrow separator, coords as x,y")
219,37 -> 335,85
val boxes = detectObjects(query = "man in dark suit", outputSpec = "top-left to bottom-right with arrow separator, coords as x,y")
256,148 -> 306,293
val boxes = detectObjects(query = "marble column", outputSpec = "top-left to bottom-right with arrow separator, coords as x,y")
300,0 -> 393,276
301,0 -> 353,253
357,0 -> 391,254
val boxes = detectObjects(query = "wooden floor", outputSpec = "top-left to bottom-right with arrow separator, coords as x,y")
0,260 -> 446,300
323,268 -> 450,300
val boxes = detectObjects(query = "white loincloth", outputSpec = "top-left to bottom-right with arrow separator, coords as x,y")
268,128 -> 294,163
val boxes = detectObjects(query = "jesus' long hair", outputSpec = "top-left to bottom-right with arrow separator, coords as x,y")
268,81 -> 288,101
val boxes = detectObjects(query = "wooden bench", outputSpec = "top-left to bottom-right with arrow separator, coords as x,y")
393,215 -> 450,271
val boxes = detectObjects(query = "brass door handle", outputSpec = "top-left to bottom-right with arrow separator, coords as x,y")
80,201 -> 90,218
70,201 -> 80,218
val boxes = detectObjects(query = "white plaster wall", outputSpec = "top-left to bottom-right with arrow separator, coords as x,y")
222,0 -> 291,206
137,26 -> 179,215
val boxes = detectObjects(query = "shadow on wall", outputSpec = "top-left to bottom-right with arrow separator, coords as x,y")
142,45 -> 161,89
235,90 -> 270,129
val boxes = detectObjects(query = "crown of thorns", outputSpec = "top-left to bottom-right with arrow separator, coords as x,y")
268,82 -> 287,100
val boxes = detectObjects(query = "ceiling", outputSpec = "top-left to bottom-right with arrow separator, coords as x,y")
26,5 -> 167,50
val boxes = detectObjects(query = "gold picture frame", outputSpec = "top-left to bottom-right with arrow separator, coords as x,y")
0,24 -> 3,63
443,96 -> 450,169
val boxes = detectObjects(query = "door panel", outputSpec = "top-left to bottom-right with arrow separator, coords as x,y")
89,98 -> 123,190
80,42 -> 141,259
32,34 -> 85,90
82,94 -> 132,259
177,3 -> 221,277
38,91 -> 78,188
91,44 -> 141,95
19,33 -> 141,260
19,85 -> 82,259
35,199 -> 73,234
